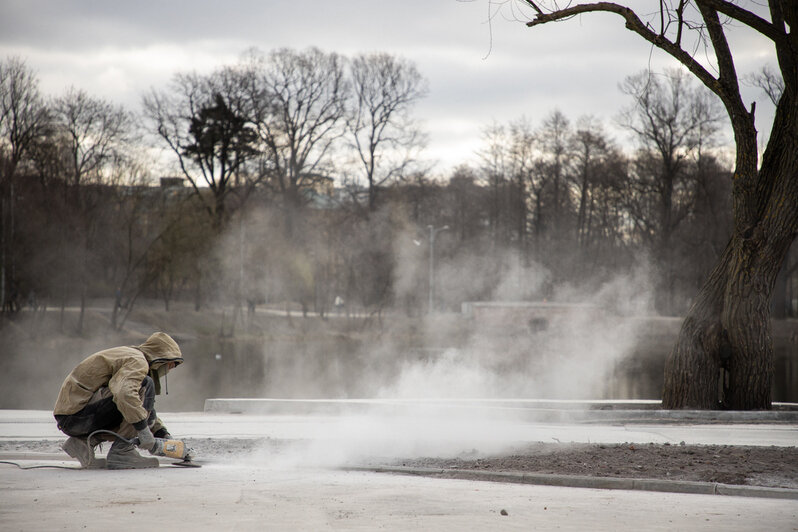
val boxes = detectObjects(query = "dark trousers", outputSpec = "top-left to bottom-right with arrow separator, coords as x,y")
55,376 -> 155,439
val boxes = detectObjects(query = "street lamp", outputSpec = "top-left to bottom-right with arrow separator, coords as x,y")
427,224 -> 449,313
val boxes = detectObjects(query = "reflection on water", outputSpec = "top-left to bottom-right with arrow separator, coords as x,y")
158,333 -> 798,412
2,318 -> 796,412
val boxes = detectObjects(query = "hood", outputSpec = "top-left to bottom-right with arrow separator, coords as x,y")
137,332 -> 184,394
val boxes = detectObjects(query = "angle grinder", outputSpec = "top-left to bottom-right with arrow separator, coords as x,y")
133,436 -> 198,466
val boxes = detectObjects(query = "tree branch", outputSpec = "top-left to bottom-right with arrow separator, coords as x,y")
697,0 -> 785,44
524,0 -> 544,16
694,3 -> 743,112
526,3 -> 721,96
770,0 -> 798,91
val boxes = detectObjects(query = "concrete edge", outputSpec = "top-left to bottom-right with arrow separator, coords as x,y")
203,399 -> 798,422
344,465 -> 798,501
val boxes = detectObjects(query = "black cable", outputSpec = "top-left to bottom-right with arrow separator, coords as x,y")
88,429 -> 135,447
84,429 -> 138,463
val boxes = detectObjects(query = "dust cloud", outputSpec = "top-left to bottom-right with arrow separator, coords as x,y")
208,206 -> 659,405
2,202 -> 659,469
206,206 -> 659,468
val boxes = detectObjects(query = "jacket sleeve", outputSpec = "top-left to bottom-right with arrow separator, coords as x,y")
108,356 -> 150,425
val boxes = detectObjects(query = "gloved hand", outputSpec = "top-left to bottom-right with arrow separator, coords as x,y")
149,438 -> 165,456
149,437 -> 190,460
136,426 -> 156,452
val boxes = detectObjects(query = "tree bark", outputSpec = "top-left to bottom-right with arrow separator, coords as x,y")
663,89 -> 798,409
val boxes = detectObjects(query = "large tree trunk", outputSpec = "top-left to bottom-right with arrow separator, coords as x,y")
662,243 -> 729,408
663,90 -> 798,409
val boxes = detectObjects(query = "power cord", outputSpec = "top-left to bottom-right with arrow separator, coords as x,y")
0,429 -> 133,470
0,460 -> 78,470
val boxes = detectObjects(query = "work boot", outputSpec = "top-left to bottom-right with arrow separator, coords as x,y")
106,440 -> 159,470
61,436 -> 106,469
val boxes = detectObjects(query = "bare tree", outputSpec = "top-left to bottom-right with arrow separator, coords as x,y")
446,164 -> 485,243
0,56 -> 48,314
476,114 -> 575,262
507,118 -> 536,255
748,64 -> 785,106
51,87 -> 131,332
569,116 -> 621,250
0,57 -> 48,178
536,110 -> 572,241
619,69 -> 723,314
676,153 -> 733,290
143,65 -> 259,229
347,52 -> 428,214
104,158 -> 155,329
518,0 -> 798,409
52,87 -> 130,187
580,146 -> 630,264
476,122 -> 512,245
247,47 -> 349,232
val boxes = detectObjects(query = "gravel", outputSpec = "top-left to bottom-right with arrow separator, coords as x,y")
391,442 -> 798,489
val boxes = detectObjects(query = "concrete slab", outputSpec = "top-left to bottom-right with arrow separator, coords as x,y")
2,408 -> 798,530
2,462 -> 798,531
4,410 -> 796,450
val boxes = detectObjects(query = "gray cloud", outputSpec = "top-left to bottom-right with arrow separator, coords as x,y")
0,0 -> 779,173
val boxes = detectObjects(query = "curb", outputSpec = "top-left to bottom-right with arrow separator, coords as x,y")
345,465 -> 798,501
203,398 -> 798,422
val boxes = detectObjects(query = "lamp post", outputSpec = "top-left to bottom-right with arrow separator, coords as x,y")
427,224 -> 449,314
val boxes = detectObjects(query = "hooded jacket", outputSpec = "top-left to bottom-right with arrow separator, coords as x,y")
53,332 -> 183,426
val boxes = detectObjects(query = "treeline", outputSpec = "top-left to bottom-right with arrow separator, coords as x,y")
0,52 -> 795,332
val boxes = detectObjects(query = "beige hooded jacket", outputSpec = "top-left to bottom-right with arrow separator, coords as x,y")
53,332 -> 183,427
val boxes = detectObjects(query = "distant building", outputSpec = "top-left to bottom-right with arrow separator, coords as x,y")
160,177 -> 184,188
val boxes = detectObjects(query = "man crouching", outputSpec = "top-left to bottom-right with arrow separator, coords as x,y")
53,332 -> 184,469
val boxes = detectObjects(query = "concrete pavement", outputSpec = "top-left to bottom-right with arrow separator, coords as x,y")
4,398 -> 797,445
2,462 -> 797,531
2,405 -> 798,530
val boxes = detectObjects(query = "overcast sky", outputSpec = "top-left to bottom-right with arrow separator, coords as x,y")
0,0 -> 779,175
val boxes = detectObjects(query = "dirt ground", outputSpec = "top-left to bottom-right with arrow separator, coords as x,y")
394,442 -> 798,490
4,438 -> 796,490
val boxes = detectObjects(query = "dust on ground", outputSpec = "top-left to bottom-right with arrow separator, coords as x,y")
4,438 -> 796,490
